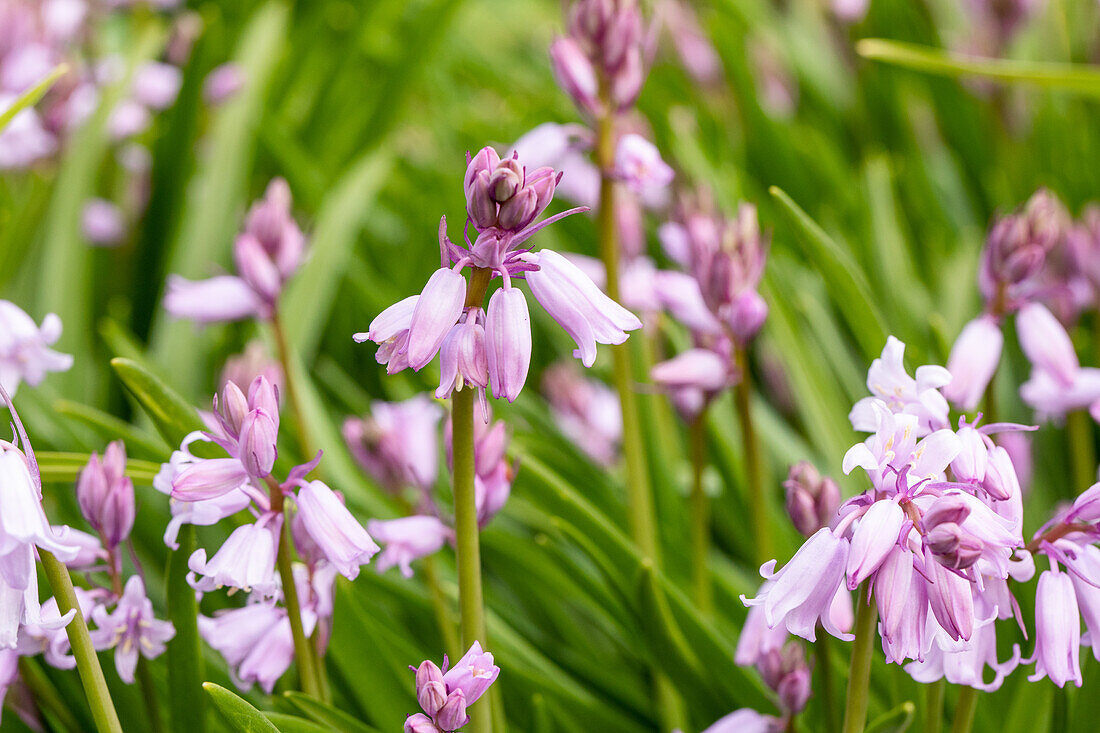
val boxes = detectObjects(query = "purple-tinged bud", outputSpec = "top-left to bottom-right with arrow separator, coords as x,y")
487,159 -> 523,203
247,376 -> 280,431
76,442 -> 135,549
434,690 -> 468,732
950,425 -> 988,484
417,680 -> 447,717
921,495 -> 971,529
203,63 -> 245,105
406,269 -> 467,370
550,37 -> 599,115
234,233 -> 282,305
599,4 -> 643,71
415,659 -> 445,690
485,288 -> 532,402
783,461 -> 840,537
497,187 -> 537,231
777,665 -> 812,715
221,341 -> 284,399
467,170 -> 499,230
727,290 -> 768,343
609,46 -> 645,111
525,166 -> 558,219
404,713 -> 442,733
238,410 -> 277,478
982,445 -> 1021,502
924,523 -> 984,570
464,147 -> 501,198
982,189 -> 1068,293
216,381 -> 250,441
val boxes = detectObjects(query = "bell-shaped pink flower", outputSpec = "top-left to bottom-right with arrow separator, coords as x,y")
485,288 -> 532,402
846,500 -> 905,589
442,641 -> 500,705
1017,302 -> 1078,385
294,481 -> 379,580
526,249 -> 642,368
0,302 -> 73,395
406,269 -> 467,370
171,457 -> 250,502
1027,569 -> 1082,687
188,516 -> 280,596
742,528 -> 852,642
943,315 -> 1003,411
437,317 -> 489,399
368,516 -> 451,578
198,601 -> 298,693
344,397 -> 442,493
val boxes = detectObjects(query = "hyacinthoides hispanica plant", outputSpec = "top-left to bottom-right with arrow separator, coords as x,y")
358,145 -> 640,732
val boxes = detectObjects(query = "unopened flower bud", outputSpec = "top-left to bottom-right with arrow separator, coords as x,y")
234,233 -> 282,305
239,410 -> 278,478
467,170 -> 499,230
404,713 -> 442,733
415,659 -> 445,690
216,380 -> 250,441
921,495 -> 970,530
783,461 -> 840,536
727,289 -> 768,343
247,375 -> 280,428
464,147 -> 501,198
550,37 -> 599,115
925,523 -> 984,570
777,666 -> 812,715
417,680 -> 447,717
524,166 -> 558,220
487,159 -> 523,203
76,442 -> 135,549
609,47 -> 645,111
497,187 -> 538,231
434,690 -> 468,732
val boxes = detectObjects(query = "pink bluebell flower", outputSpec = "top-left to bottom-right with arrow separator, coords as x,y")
89,576 -> 175,683
343,396 -> 443,493
293,481 -> 379,581
409,642 -> 499,732
543,363 -> 622,466
367,516 -> 452,578
0,301 -> 73,396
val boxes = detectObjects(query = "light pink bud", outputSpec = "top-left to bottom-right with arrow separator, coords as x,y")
487,159 -> 523,203
497,187 -> 537,231
783,461 -> 840,536
467,170 -> 498,230
464,147 -> 501,198
434,690 -> 468,731
485,288 -> 532,402
404,714 -> 442,733
76,443 -> 135,548
216,381 -> 250,441
203,63 -> 244,104
235,233 -> 282,305
407,269 -> 467,370
728,290 -> 768,343
525,166 -> 558,220
418,680 -> 447,716
415,659 -> 444,689
550,37 -> 599,115
239,410 -> 278,478
609,47 -> 645,111
247,375 -> 280,429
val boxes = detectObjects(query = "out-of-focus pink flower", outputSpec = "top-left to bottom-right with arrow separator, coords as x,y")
163,275 -> 263,324
614,133 -> 673,195
199,601 -> 299,694
367,515 -> 452,578
221,341 -> 284,397
81,198 -> 126,246
0,97 -> 56,169
0,301 -> 72,395
203,63 -> 245,104
660,0 -> 722,87
543,363 -> 621,466
944,315 -> 1003,411
344,396 -> 442,493
698,708 -> 783,733
832,0 -> 870,23
132,61 -> 181,110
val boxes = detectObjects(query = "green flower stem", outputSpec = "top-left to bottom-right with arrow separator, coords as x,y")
18,658 -> 83,732
689,411 -> 712,614
924,680 -> 944,733
734,345 -> 770,566
595,106 -> 658,565
1067,410 -> 1095,495
841,589 -> 878,733
816,635 -> 839,733
423,555 -> 461,659
39,549 -> 123,733
451,386 -> 491,733
267,484 -> 323,700
271,309 -> 318,464
950,687 -> 979,733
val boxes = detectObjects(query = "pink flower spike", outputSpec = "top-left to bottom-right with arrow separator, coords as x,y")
294,481 -> 379,580
406,269 -> 467,370
944,315 -> 1003,411
485,288 -> 532,402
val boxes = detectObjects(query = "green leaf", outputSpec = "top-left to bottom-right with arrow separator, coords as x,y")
279,693 -> 381,733
204,682 -> 278,732
0,64 -> 68,132
109,357 -> 204,447
857,39 -> 1100,98
53,399 -> 170,460
170,527 -> 206,733
768,186 -> 889,359
36,452 -> 160,484
263,713 -> 333,733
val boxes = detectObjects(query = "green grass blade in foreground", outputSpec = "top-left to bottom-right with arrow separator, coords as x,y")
53,399 -> 170,459
109,358 -> 204,446
37,452 -> 160,484
768,186 -> 889,359
203,683 -> 278,732
0,64 -> 68,131
857,39 -> 1100,98
167,526 -> 206,733
279,692 -> 382,733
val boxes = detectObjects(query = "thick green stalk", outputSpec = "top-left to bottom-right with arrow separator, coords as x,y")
816,636 -> 839,733
924,680 -> 944,733
689,412 -> 712,614
273,505 -> 323,699
595,109 -> 658,564
734,346 -> 770,565
451,387 -> 491,733
949,687 -> 978,733
39,549 -> 123,733
841,590 -> 878,733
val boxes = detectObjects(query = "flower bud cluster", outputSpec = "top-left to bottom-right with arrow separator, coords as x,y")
783,461 -> 840,537
550,0 -> 647,116
406,643 -> 500,733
